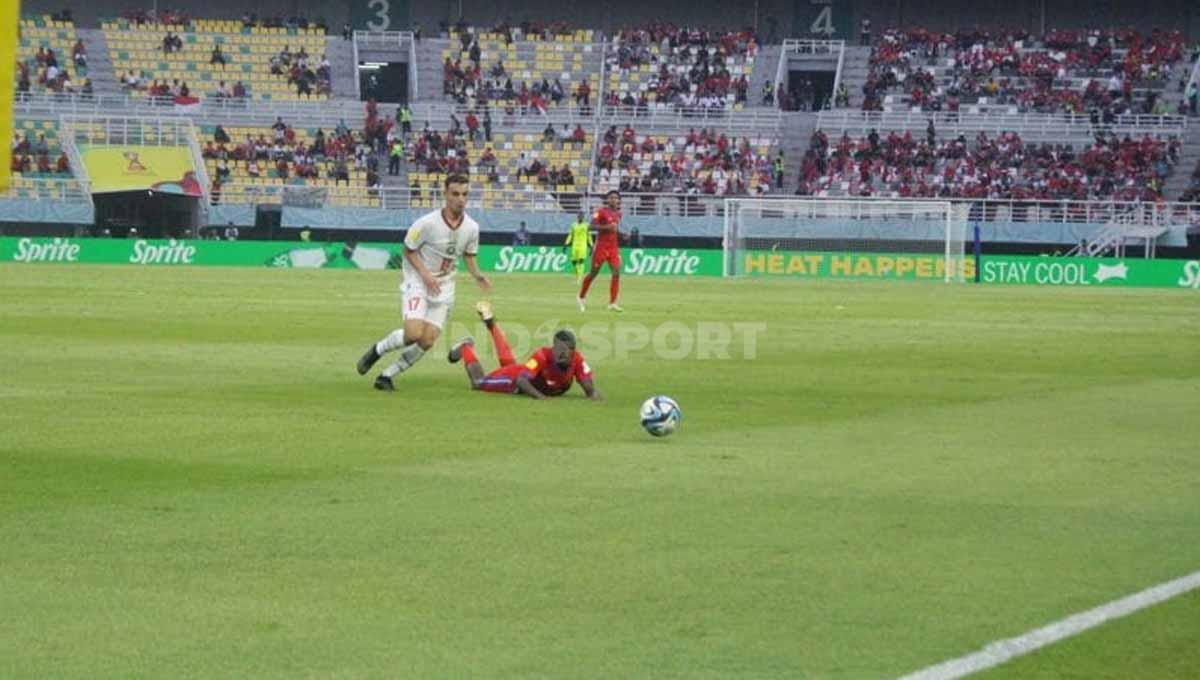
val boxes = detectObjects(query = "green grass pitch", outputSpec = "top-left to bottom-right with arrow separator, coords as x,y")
2,264 -> 1198,678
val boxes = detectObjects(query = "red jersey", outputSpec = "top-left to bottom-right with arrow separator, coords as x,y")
523,347 -> 592,397
591,207 -> 622,250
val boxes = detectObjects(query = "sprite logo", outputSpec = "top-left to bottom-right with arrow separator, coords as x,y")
626,249 -> 702,275
129,239 -> 197,265
491,247 -> 705,275
12,237 -> 81,263
1179,261 -> 1200,289
494,246 -> 570,273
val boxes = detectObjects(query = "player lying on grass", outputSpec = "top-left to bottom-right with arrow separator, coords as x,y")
448,302 -> 602,400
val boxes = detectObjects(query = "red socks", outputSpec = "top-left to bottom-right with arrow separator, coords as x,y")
579,272 -> 596,299
609,277 -> 620,304
461,344 -> 478,366
489,323 -> 515,366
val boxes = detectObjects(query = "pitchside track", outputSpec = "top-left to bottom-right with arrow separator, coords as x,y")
2,264 -> 1198,678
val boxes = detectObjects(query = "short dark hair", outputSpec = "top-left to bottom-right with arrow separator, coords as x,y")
553,329 -> 576,348
604,189 -> 620,199
444,173 -> 470,189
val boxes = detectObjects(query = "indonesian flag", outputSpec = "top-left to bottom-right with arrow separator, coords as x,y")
174,95 -> 201,112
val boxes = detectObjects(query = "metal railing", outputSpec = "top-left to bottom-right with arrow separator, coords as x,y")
409,32 -> 419,102
14,91 -> 367,127
780,39 -> 845,56
352,30 -> 362,102
60,114 -> 198,146
1,177 -> 93,203
831,44 -> 846,112
16,91 -> 782,133
816,110 -> 1189,137
207,183 -> 1200,225
353,30 -> 412,50
184,121 -> 212,209
776,40 -> 845,112
408,101 -> 784,132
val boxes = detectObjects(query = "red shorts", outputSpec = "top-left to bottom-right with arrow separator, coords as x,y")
591,247 -> 621,270
477,364 -> 531,394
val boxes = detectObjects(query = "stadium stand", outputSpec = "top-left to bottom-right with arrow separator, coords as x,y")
591,124 -> 778,195
102,17 -> 330,102
200,116 -> 381,207
1180,161 -> 1200,202
404,120 -> 592,209
441,24 -> 601,112
603,26 -> 757,114
793,127 -> 1180,202
16,15 -> 90,96
861,28 -> 1190,117
6,10 -> 1198,228
10,118 -> 70,178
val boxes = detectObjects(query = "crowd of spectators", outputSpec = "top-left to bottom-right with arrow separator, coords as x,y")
604,24 -> 757,113
201,115 -> 380,194
795,126 -> 1180,203
267,44 -> 332,97
16,42 -> 92,96
119,8 -> 328,33
862,27 -> 1191,116
447,19 -> 579,44
593,124 -> 776,195
10,131 -> 70,176
443,56 -> 587,113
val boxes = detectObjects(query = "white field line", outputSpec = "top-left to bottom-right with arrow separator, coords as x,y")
896,569 -> 1200,680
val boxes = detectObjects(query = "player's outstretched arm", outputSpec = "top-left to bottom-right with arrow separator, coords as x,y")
580,376 -> 603,401
464,253 -> 491,293
514,374 -> 547,400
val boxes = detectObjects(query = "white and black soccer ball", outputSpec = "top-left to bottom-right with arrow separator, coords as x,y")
640,395 -> 681,437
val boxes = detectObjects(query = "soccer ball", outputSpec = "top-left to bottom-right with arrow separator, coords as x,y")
640,396 -> 681,437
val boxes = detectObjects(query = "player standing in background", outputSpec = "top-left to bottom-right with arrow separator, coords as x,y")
563,212 -> 593,284
577,190 -> 624,312
448,301 -> 602,400
356,174 -> 491,391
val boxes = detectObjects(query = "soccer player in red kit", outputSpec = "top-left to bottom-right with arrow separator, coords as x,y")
448,302 -> 603,400
577,189 -> 624,312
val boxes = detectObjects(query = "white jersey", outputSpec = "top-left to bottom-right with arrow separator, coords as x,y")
401,209 -> 480,302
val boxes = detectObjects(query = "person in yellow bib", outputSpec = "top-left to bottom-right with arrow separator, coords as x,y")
563,212 -> 593,283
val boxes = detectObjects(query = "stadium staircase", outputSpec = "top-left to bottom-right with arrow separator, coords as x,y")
1066,207 -> 1170,257
748,44 -> 781,106
777,112 -> 818,192
835,46 -> 871,109
1164,123 -> 1200,200
413,38 -> 453,100
77,28 -> 121,97
326,35 -> 359,100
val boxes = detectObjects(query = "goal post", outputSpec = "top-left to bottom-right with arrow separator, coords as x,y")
722,198 -> 972,282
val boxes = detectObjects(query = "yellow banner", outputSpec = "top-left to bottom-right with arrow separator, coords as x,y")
0,0 -> 19,193
80,146 -> 202,195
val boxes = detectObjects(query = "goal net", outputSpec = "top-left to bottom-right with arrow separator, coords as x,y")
722,198 -> 971,282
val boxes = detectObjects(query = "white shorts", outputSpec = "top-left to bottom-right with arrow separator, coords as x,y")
400,278 -> 454,330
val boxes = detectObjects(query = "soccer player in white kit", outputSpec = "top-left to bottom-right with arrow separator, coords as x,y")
356,174 -> 491,390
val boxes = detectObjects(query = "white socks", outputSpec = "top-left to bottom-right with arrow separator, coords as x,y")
375,329 -> 407,355
381,343 -> 426,378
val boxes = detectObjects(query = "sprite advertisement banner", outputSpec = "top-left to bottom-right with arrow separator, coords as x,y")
0,237 -> 723,276
978,255 -> 1200,289
2,237 -> 1198,289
